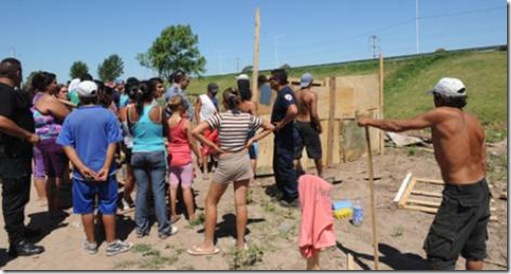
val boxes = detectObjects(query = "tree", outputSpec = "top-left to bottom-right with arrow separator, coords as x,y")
97,54 -> 124,82
279,63 -> 291,70
69,61 -> 89,80
241,65 -> 253,74
137,25 -> 206,80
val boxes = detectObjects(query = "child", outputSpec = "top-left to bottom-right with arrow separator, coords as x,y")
167,95 -> 202,223
57,80 -> 132,256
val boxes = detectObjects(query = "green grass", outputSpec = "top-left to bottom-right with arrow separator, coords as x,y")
185,50 -> 507,142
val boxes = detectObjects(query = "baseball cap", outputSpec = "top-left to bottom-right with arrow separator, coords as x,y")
236,74 -> 250,81
300,73 -> 313,88
68,78 -> 80,92
76,80 -> 98,97
428,77 -> 466,97
207,82 -> 219,92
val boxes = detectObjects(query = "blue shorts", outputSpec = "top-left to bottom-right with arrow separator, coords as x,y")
72,175 -> 118,215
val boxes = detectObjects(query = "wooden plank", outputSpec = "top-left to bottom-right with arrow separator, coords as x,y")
398,177 -> 416,208
251,8 -> 260,104
394,173 -> 413,203
407,199 -> 441,207
403,204 -> 438,213
411,190 -> 442,198
415,177 -> 444,184
326,77 -> 336,166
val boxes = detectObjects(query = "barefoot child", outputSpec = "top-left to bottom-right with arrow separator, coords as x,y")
57,80 -> 132,256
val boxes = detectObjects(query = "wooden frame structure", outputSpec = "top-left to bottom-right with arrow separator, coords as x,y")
394,173 -> 497,221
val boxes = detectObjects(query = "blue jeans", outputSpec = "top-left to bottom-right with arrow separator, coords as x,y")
131,151 -> 170,236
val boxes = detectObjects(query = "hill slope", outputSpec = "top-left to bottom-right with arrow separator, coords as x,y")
187,50 -> 507,142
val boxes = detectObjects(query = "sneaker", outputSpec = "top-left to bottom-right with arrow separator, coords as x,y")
159,226 -> 178,239
82,240 -> 98,255
105,240 -> 133,256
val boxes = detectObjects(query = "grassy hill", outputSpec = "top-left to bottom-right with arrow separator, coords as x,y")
187,49 -> 507,142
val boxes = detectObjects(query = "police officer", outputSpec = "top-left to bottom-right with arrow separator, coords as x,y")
269,69 -> 299,207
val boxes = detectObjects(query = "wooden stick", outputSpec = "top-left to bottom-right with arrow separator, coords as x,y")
406,198 -> 441,207
347,253 -> 355,270
411,190 -> 442,198
251,8 -> 260,104
393,173 -> 412,203
365,126 -> 379,270
415,177 -> 444,184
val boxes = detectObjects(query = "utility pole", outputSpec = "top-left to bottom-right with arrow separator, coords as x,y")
235,57 -> 240,72
274,34 -> 285,68
416,0 -> 420,54
369,35 -> 380,59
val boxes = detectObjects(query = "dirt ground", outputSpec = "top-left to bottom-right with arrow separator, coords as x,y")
0,145 -> 507,270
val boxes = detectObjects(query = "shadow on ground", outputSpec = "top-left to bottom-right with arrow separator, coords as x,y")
336,241 -> 430,270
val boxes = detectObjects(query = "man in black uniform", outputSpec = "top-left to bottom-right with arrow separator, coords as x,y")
269,69 -> 299,207
0,58 -> 45,257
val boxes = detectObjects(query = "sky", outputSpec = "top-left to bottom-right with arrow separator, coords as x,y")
0,0 -> 507,82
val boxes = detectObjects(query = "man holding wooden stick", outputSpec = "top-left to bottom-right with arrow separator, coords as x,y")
357,77 -> 490,270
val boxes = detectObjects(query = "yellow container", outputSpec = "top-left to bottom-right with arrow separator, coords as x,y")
333,208 -> 353,219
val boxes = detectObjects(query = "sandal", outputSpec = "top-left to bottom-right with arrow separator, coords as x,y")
171,215 -> 181,224
187,245 -> 220,256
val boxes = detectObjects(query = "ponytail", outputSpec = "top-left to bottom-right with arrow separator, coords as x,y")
134,81 -> 152,115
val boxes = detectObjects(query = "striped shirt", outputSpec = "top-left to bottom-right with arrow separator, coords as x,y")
206,110 -> 262,152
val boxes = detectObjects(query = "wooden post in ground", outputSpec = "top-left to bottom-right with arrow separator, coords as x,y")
251,8 -> 260,103
365,126 -> 380,270
326,77 -> 336,166
378,53 -> 385,155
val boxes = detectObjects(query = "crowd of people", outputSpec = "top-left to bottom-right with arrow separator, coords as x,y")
0,57 -> 490,270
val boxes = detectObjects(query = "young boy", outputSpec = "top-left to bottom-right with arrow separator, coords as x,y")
57,80 -> 132,256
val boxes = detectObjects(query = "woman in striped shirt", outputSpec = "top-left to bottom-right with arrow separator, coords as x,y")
187,88 -> 274,256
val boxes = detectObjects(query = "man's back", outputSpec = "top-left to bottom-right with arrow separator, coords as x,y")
294,88 -> 315,122
431,107 -> 485,185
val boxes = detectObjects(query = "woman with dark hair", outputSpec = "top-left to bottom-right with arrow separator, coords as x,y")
95,80 -> 117,114
126,80 -> 176,239
236,75 -> 260,185
187,88 -> 274,255
31,71 -> 70,216
118,77 -> 140,210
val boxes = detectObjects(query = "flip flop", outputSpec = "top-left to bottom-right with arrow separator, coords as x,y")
187,245 -> 220,256
171,215 -> 181,224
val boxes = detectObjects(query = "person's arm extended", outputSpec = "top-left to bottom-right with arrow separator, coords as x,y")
246,119 -> 274,148
310,93 -> 322,133
0,116 -> 39,143
185,120 -> 203,165
62,146 -> 97,179
275,104 -> 298,132
96,143 -> 117,181
194,98 -> 202,124
192,121 -> 225,154
36,94 -> 70,121
357,109 -> 439,132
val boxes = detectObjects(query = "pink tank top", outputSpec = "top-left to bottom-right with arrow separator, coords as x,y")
168,118 -> 192,166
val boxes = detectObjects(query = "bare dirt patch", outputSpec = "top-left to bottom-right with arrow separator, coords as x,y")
0,147 -> 507,270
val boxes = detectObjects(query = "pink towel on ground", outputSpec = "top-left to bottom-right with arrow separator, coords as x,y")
298,175 -> 337,258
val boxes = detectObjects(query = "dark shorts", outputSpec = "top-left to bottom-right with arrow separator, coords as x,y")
294,121 -> 322,160
423,178 -> 491,270
36,138 -> 68,178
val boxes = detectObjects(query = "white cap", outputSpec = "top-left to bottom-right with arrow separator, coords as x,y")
300,73 -> 313,88
236,74 -> 250,81
428,77 -> 466,97
68,78 -> 80,92
76,80 -> 98,97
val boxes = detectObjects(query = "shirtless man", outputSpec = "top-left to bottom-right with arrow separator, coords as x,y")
358,77 -> 490,270
293,73 -> 323,177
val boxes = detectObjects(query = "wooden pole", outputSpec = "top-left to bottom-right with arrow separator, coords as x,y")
326,77 -> 336,166
378,53 -> 385,155
365,126 -> 379,270
251,8 -> 261,104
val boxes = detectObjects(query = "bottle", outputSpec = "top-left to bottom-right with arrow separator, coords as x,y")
350,197 -> 364,226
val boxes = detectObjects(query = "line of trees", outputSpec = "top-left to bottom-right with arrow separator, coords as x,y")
67,24 -> 206,81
